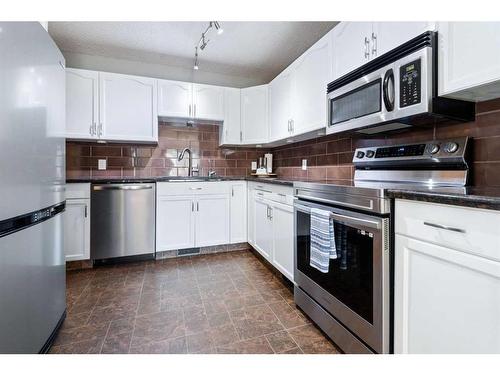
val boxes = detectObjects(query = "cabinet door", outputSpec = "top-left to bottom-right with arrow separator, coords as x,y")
332,22 -> 373,80
157,79 -> 193,118
374,22 -> 433,58
230,182 -> 247,243
99,72 -> 158,142
438,22 -> 500,101
195,194 -> 230,247
269,69 -> 293,142
64,199 -> 90,261
247,184 -> 256,246
65,68 -> 98,140
193,83 -> 225,121
241,85 -> 269,144
156,195 -> 195,251
220,87 -> 241,145
292,31 -> 332,135
271,202 -> 294,281
395,234 -> 500,354
254,198 -> 273,260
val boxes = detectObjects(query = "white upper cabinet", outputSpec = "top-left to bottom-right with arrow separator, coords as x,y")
192,83 -> 225,121
99,72 -> 158,143
332,22 -> 374,80
269,68 -> 293,141
332,22 -> 434,80
220,87 -> 241,145
374,22 -> 434,58
65,68 -> 99,140
157,79 -> 192,118
241,84 -> 269,145
438,22 -> 500,101
292,31 -> 333,135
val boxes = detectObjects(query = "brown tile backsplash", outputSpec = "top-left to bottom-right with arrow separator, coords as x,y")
67,121 -> 269,179
67,98 -> 500,187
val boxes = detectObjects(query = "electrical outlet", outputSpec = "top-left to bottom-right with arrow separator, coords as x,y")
98,159 -> 107,170
302,159 -> 307,171
251,161 -> 257,171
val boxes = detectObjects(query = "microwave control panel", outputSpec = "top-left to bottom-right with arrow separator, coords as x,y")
400,59 -> 421,107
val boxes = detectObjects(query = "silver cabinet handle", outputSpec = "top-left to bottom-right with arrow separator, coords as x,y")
231,187 -> 234,197
194,104 -> 197,118
423,222 -> 466,233
266,206 -> 270,219
84,204 -> 88,218
268,206 -> 273,220
291,119 -> 294,133
93,184 -> 153,191
189,104 -> 192,117
98,123 -> 103,137
364,36 -> 370,59
287,119 -> 291,133
190,187 -> 202,190
371,32 -> 377,56
257,192 -> 264,196
192,201 -> 195,211
89,124 -> 93,135
197,201 -> 199,211
240,131 -> 243,142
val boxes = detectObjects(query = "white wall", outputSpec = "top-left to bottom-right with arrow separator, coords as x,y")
62,51 -> 263,88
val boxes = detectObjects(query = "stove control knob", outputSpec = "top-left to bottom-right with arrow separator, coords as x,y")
356,151 -> 365,159
429,144 -> 440,154
444,142 -> 459,153
366,150 -> 375,158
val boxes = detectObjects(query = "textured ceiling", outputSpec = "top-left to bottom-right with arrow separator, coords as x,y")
48,21 -> 337,82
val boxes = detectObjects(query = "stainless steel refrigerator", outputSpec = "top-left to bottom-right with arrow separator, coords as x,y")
0,22 -> 66,353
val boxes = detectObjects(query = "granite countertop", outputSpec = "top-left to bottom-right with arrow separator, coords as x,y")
387,187 -> 500,211
66,176 -> 500,210
66,176 -> 295,186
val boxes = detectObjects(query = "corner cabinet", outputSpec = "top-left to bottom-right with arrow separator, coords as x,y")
65,69 -> 158,143
220,88 -> 242,145
394,199 -> 500,354
241,85 -> 269,145
64,184 -> 91,262
438,22 -> 500,101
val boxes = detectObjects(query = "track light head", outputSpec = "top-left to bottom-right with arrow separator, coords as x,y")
213,21 -> 223,35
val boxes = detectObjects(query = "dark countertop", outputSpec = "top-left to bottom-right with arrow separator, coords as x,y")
66,176 -> 295,186
66,176 -> 500,210
387,187 -> 500,211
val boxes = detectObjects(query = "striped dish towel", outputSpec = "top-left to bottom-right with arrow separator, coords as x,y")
310,207 -> 337,273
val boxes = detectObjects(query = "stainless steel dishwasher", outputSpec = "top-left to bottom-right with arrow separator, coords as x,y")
91,183 -> 156,261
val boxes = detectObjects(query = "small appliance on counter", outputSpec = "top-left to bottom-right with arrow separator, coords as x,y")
252,153 -> 276,177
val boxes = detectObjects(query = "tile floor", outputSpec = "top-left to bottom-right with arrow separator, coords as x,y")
51,250 -> 340,354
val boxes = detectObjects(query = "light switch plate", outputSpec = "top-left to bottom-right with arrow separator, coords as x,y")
98,159 -> 107,170
251,161 -> 257,171
302,159 -> 307,170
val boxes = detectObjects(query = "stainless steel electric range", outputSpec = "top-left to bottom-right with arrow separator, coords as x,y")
293,137 -> 469,354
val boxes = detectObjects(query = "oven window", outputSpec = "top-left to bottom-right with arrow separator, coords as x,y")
330,79 -> 382,126
296,210 -> 374,324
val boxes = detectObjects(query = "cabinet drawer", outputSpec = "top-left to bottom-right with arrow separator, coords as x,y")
395,199 -> 500,261
66,183 -> 91,199
156,182 -> 194,196
156,181 -> 231,196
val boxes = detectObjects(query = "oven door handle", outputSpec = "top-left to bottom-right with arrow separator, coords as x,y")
294,203 -> 381,230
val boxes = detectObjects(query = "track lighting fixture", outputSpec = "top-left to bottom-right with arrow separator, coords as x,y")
193,21 -> 223,70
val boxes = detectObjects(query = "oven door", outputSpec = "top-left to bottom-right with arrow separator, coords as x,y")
294,199 -> 390,353
327,46 -> 433,135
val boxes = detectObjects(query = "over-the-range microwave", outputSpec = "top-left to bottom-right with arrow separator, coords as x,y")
326,31 -> 475,135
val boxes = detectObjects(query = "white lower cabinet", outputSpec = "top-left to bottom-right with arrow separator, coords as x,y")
64,184 -> 90,261
195,194 -> 230,247
156,195 -> 195,251
156,182 -> 243,252
271,202 -> 294,281
394,199 -> 500,354
254,198 -> 273,260
250,182 -> 295,281
230,182 -> 247,243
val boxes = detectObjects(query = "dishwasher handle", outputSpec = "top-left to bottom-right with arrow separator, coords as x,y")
93,184 -> 154,191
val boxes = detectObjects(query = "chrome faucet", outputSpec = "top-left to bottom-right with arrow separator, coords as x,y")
178,148 -> 193,176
